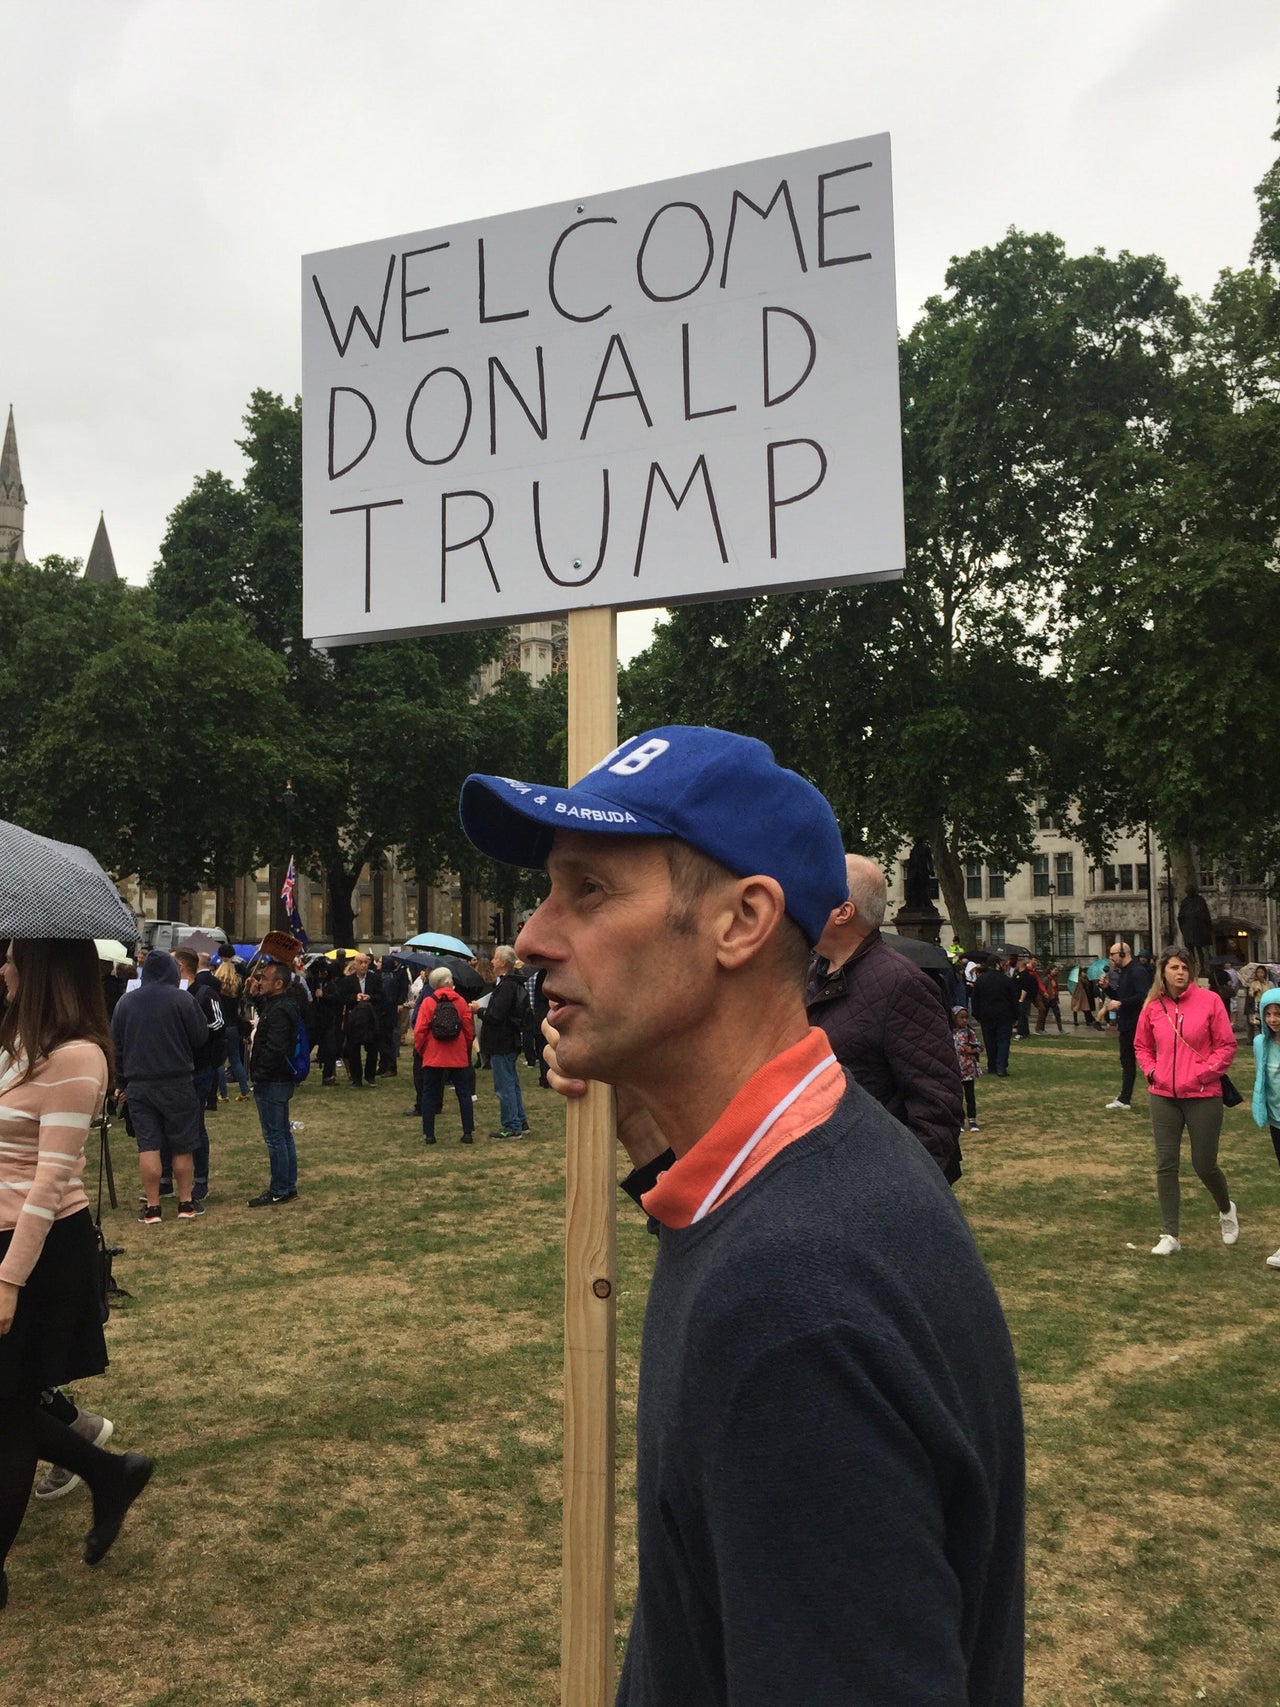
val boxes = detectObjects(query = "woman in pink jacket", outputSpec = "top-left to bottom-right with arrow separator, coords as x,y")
1134,947 -> 1239,1257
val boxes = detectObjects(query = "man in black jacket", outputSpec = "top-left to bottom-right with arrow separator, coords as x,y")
378,954 -> 410,1076
480,946 -> 528,1138
174,948 -> 226,1204
971,959 -> 1020,1077
340,953 -> 383,1088
1013,957 -> 1039,1038
1103,939 -> 1148,1111
805,854 -> 962,1183
248,960 -> 300,1206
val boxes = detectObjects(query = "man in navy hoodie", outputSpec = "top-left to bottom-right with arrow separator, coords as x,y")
459,727 -> 1024,1707
111,950 -> 208,1224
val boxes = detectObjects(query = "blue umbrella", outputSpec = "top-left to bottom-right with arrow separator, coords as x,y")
1087,957 -> 1109,981
405,930 -> 475,957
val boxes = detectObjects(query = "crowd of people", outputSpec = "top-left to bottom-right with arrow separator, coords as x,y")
4,730 -> 1280,1704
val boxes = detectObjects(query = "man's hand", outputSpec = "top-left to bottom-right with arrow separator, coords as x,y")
540,1018 -> 670,1169
539,1015 -> 588,1100
0,1279 -> 19,1336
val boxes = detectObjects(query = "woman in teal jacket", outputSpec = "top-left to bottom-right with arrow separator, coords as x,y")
1251,986 -> 1280,1269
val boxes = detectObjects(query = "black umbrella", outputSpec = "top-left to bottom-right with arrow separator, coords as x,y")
439,955 -> 486,999
1000,943 -> 1033,959
0,818 -> 137,943
883,934 -> 951,971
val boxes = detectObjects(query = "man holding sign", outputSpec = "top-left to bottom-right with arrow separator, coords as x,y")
460,726 -> 1024,1705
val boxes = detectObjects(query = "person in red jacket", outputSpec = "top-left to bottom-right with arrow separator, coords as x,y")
412,968 -> 476,1145
1134,947 -> 1239,1256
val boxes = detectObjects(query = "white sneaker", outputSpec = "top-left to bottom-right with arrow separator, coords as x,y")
32,1410 -> 113,1500
1105,1099 -> 1132,1111
1266,1248 -> 1280,1269
1151,1234 -> 1181,1256
1220,1202 -> 1240,1245
969,1121 -> 980,1132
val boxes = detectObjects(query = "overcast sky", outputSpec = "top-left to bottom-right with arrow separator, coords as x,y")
5,0 -> 1278,661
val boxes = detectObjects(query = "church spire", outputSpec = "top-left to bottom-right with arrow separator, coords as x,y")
0,406 -> 28,565
85,512 -> 118,583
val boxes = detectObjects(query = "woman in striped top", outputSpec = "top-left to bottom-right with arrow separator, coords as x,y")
0,938 -> 154,1609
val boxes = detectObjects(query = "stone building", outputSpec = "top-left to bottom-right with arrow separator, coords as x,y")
887,808 -> 1278,965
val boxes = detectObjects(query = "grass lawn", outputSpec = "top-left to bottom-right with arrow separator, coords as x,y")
4,1030 -> 1280,1706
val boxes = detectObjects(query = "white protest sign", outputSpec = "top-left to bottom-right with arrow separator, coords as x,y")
302,136 -> 902,645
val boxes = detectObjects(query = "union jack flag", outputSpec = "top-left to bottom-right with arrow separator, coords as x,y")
280,856 -> 309,946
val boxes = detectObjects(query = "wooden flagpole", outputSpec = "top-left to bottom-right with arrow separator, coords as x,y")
562,605 -> 618,1707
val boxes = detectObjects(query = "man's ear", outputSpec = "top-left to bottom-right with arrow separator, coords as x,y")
713,877 -> 789,972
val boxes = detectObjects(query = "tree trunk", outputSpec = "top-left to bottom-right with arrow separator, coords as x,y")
1167,840 -> 1205,968
929,823 -> 975,952
327,867 -> 359,949
1168,841 -> 1198,912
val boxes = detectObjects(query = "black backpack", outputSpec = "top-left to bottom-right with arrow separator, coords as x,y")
429,992 -> 463,1041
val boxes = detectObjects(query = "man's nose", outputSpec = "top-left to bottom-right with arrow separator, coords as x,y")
515,902 -> 555,967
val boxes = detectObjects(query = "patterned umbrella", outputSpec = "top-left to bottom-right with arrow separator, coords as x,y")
0,818 -> 137,943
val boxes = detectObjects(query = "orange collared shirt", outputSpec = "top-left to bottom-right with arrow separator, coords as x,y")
641,1027 -> 845,1229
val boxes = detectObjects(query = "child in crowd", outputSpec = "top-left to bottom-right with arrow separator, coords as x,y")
952,1006 -> 983,1132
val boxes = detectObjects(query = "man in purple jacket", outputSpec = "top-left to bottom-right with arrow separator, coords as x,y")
806,854 -> 964,1182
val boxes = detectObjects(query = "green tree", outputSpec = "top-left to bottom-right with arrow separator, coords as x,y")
1064,103 -> 1280,905
624,231 -> 1191,947
1251,87 -> 1280,274
154,391 -> 567,945
0,557 -> 291,888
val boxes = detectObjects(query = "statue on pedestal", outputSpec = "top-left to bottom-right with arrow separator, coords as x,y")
894,837 -> 943,945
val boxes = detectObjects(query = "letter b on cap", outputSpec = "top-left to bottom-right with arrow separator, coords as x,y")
609,738 -> 669,776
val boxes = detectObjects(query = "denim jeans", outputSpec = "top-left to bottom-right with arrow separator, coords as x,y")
219,1027 -> 250,1097
253,1081 -> 296,1195
490,1052 -> 526,1133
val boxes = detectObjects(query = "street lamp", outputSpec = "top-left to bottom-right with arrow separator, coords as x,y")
1047,883 -> 1056,959
281,780 -> 296,931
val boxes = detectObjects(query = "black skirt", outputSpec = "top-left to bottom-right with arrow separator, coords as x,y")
0,1208 -> 109,1399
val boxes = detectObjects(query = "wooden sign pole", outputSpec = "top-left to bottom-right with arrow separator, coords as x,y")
562,606 -> 619,1707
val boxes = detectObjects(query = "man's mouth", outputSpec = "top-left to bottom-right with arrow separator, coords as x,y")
544,989 -> 579,1025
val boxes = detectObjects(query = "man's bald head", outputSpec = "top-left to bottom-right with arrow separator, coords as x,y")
814,854 -> 888,969
844,855 -> 888,932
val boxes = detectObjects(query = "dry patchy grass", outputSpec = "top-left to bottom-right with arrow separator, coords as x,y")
4,1032 -> 1280,1704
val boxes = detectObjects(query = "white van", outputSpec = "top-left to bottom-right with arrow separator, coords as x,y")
139,921 -> 230,953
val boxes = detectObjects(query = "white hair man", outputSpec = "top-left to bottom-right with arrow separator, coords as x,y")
807,853 -> 965,1177
459,726 -> 1023,1704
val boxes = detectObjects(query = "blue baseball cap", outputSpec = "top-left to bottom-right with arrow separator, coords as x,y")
458,725 -> 847,947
